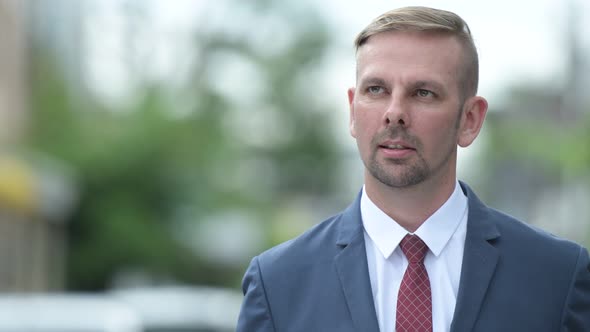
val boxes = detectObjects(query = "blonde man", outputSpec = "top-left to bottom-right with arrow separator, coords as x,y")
237,6 -> 590,332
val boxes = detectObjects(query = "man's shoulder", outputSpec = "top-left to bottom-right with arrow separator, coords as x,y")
485,206 -> 583,259
462,181 -> 583,256
256,211 -> 348,268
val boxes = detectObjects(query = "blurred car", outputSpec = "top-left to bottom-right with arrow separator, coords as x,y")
0,293 -> 143,332
110,285 -> 242,332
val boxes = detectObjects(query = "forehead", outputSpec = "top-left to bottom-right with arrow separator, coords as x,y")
356,31 -> 465,86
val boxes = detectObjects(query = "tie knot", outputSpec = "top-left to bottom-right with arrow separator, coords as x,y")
400,234 -> 428,263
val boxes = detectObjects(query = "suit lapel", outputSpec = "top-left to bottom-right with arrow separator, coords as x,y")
451,183 -> 501,332
334,194 -> 380,332
334,184 -> 501,332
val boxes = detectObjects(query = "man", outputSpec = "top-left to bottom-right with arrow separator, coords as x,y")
237,6 -> 590,332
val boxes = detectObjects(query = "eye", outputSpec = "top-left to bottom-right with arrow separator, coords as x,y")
415,89 -> 434,98
367,86 -> 385,95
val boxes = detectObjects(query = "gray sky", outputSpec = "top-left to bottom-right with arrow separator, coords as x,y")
320,0 -> 589,103
85,0 -> 590,113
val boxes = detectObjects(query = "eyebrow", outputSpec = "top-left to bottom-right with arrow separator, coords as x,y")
409,80 -> 446,93
358,77 -> 387,88
359,77 -> 446,93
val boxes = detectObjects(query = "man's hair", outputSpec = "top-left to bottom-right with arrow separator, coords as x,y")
354,6 -> 479,98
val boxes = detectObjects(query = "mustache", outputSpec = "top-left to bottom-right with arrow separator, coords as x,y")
372,127 -> 420,147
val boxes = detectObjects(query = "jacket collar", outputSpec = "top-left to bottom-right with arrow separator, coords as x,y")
334,191 -> 381,332
334,182 -> 501,332
450,181 -> 501,332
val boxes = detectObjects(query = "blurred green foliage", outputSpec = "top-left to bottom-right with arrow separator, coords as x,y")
26,1 -> 344,290
475,85 -> 590,246
482,86 -> 590,182
25,0 -> 590,291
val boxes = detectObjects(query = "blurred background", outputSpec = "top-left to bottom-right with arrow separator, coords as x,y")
0,0 -> 589,330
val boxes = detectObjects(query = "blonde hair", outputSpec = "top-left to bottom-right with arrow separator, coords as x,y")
355,6 -> 479,97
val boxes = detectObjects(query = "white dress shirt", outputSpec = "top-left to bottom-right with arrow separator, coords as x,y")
361,182 -> 468,332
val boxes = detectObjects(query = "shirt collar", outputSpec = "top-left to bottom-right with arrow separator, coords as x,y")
361,181 -> 468,259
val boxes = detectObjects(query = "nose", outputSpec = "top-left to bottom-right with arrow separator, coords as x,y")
383,94 -> 410,128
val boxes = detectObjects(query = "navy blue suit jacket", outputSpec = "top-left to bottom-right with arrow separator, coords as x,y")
237,183 -> 590,331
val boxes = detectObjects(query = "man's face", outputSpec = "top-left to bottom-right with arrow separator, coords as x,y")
349,31 -> 471,190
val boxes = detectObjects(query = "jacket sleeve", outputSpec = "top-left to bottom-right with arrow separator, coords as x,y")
236,256 -> 276,332
561,246 -> 590,331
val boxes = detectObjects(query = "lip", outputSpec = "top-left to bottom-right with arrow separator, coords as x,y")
378,140 -> 416,158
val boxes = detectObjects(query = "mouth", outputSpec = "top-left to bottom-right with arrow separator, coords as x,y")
378,142 -> 416,158
380,144 -> 412,150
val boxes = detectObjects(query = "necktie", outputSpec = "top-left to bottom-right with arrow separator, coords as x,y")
396,234 -> 432,332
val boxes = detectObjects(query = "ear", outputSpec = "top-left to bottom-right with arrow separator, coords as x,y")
457,96 -> 488,147
348,87 -> 357,138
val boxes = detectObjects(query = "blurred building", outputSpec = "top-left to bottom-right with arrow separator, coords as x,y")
481,2 -> 590,244
0,0 -> 27,144
0,0 -> 76,292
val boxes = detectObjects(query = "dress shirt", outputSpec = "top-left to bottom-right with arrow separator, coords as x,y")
362,182 -> 468,332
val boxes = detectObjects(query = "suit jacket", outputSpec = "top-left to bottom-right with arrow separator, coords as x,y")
237,183 -> 590,331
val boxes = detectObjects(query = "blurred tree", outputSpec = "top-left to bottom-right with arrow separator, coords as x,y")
474,2 -> 590,246
478,90 -> 590,246
27,0 -> 345,290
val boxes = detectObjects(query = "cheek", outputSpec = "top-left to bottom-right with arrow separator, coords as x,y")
354,114 -> 378,141
416,114 -> 460,149
354,102 -> 384,129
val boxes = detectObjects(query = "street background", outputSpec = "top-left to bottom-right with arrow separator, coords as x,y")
0,0 -> 589,330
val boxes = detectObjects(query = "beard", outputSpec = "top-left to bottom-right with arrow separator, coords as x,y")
367,151 -> 430,188
364,126 -> 457,189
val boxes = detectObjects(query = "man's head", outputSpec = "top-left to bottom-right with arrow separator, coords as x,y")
354,6 -> 479,99
348,6 -> 488,193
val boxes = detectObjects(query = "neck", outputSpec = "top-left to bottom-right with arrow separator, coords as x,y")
364,173 -> 457,233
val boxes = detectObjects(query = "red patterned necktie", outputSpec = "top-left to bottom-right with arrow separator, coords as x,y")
396,234 -> 432,332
